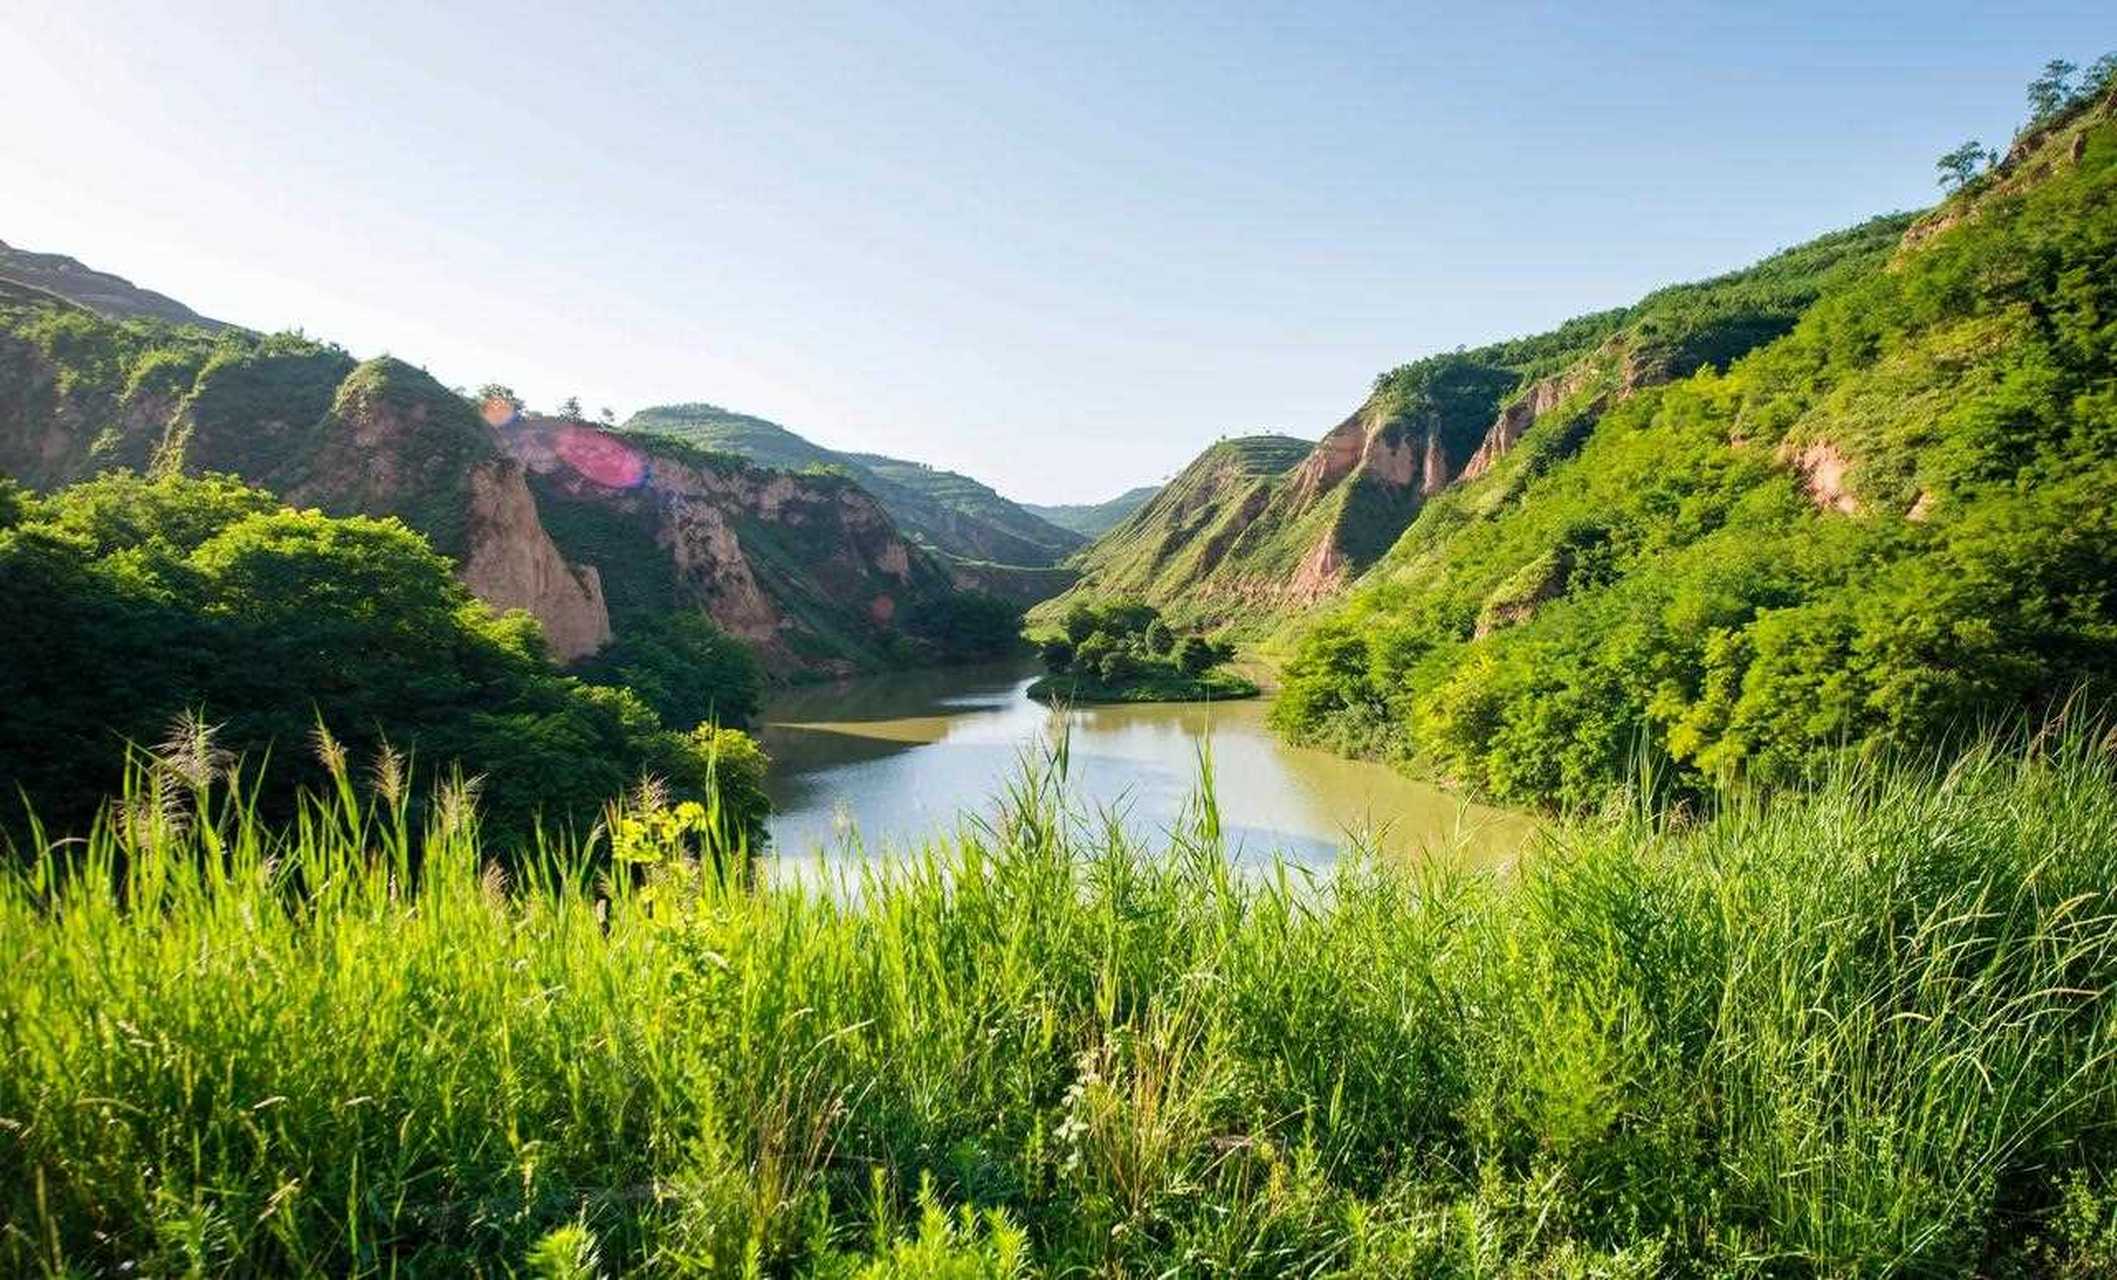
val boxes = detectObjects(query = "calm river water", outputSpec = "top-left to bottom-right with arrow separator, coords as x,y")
756,659 -> 1530,869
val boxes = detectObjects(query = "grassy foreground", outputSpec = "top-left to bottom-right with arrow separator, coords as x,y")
6,735 -> 2117,1276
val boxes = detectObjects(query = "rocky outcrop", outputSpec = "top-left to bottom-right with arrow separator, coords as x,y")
284,361 -> 614,659
1461,360 -> 1605,481
1782,439 -> 1860,515
456,459 -> 612,660
500,418 -> 951,673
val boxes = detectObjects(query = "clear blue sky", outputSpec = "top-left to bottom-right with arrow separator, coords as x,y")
2,2 -> 2107,502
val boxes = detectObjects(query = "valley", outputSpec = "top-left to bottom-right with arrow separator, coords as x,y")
4,32 -> 2117,1277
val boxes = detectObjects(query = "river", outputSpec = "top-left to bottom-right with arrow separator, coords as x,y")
756,659 -> 1531,870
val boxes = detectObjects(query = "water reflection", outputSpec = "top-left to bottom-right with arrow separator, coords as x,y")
757,660 -> 1531,870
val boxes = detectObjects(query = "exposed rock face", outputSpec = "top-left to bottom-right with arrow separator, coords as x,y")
1783,439 -> 1861,515
1461,361 -> 1604,481
1289,534 -> 1347,602
286,362 -> 613,660
456,459 -> 612,660
500,418 -> 949,672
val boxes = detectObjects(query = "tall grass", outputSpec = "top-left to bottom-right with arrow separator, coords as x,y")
5,730 -> 2117,1276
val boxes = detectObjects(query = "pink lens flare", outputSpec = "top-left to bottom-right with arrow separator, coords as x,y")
479,396 -> 520,429
553,423 -> 649,490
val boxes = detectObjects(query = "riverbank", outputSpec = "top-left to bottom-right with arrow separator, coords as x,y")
755,659 -> 1525,863
1024,667 -> 1259,704
5,732 -> 2115,1274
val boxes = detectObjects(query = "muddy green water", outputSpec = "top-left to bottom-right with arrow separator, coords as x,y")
757,659 -> 1531,869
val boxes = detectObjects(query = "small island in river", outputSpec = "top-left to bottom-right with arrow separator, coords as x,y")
1026,599 -> 1259,704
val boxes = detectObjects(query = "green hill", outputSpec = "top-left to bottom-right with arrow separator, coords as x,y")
1021,484 -> 1160,537
0,281 -> 986,676
625,402 -> 1085,566
1052,215 -> 1913,635
1274,82 -> 2117,807
1031,434 -> 1309,627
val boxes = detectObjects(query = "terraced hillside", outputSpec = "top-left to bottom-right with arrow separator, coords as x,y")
0,238 -> 232,331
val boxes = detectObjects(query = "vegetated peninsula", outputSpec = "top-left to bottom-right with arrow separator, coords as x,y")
1027,598 -> 1257,703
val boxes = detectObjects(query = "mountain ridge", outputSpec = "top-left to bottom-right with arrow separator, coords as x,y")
624,402 -> 1085,567
0,239 -> 233,332
0,283 -> 973,675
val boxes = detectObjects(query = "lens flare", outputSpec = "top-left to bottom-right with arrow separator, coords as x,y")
554,423 -> 648,490
479,395 -> 519,429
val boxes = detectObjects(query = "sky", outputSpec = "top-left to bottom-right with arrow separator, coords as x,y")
1,2 -> 2107,503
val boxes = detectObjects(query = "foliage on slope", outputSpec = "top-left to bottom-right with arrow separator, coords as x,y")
1056,217 -> 1911,635
0,287 -> 1006,677
1032,433 -> 1310,628
1276,95 -> 2117,807
626,402 -> 1085,566
7,733 -> 2117,1274
0,471 -> 766,845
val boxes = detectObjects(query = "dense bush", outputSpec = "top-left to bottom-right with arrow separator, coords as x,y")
0,471 -> 769,848
1276,104 -> 2117,808
901,589 -> 1026,662
1034,600 -> 1249,703
571,608 -> 764,730
5,733 -> 2117,1274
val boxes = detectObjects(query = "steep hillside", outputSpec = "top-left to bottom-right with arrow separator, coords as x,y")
1022,485 -> 1160,538
0,287 -> 972,673
1032,434 -> 1308,625
505,418 -> 963,672
0,239 -> 232,331
1276,84 -> 2117,806
1055,216 -> 1912,633
625,402 -> 1085,566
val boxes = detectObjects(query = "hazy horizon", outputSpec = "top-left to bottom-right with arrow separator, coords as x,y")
3,0 -> 2106,502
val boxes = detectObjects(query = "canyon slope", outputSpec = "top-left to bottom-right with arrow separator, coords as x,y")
1052,213 -> 1913,634
1272,84 -> 2117,805
0,274 -> 966,674
625,402 -> 1085,567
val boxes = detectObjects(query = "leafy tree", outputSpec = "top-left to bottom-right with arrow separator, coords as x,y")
571,609 -> 764,730
1061,602 -> 1099,644
1935,140 -> 1995,192
1039,636 -> 1074,674
1143,618 -> 1174,656
473,383 -> 523,412
1075,630 -> 1116,672
1173,635 -> 1220,678
0,472 -> 770,851
1096,648 -> 1135,684
557,395 -> 583,421
902,591 -> 1024,661
2029,59 -> 2078,122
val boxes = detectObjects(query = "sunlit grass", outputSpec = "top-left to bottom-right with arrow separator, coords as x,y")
5,728 -> 2117,1275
